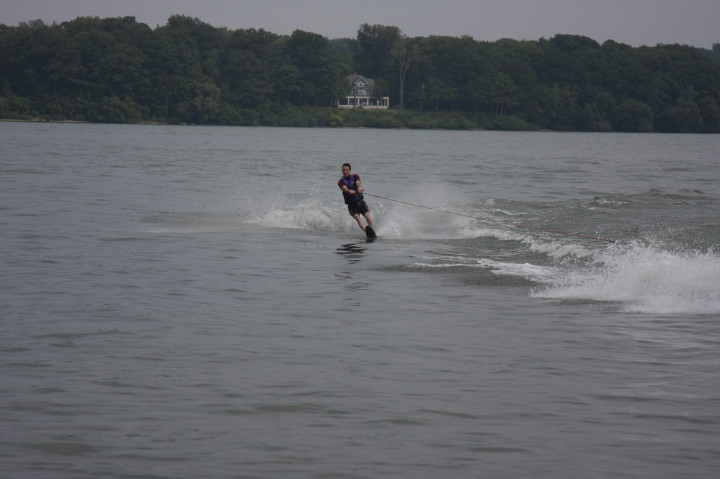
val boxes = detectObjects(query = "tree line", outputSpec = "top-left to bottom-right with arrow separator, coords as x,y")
1,15 -> 719,132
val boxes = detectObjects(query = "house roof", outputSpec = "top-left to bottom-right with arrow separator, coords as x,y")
345,74 -> 375,90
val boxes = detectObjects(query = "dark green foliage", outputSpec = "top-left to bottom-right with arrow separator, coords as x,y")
0,16 -> 718,132
611,100 -> 654,132
284,30 -> 348,106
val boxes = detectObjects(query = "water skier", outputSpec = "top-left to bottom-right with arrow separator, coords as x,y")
338,163 -> 376,238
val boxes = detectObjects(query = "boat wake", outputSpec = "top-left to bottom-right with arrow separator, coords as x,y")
532,241 -> 720,315
166,196 -> 719,315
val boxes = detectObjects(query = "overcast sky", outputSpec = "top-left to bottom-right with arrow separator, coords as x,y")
2,0 -> 718,48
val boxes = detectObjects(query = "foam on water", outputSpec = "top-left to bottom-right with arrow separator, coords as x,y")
246,200 -> 351,232
411,255 -> 556,283
377,207 -> 476,240
525,237 -> 596,260
243,196 -> 720,316
533,242 -> 720,315
244,193 -> 482,240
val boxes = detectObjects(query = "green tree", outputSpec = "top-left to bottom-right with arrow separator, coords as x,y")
284,30 -> 346,106
148,15 -> 225,122
221,29 -> 281,108
488,72 -> 517,117
657,99 -> 704,133
698,96 -> 720,132
87,95 -> 143,123
580,92 -> 616,131
392,36 -> 417,110
353,24 -> 402,103
611,100 -> 654,132
2,14 -> 720,131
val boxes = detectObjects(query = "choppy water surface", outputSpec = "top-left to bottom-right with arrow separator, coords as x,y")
2,122 -> 719,478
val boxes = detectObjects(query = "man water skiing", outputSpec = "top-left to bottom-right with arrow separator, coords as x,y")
338,163 -> 376,237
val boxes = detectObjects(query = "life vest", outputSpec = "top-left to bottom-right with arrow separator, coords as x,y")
339,174 -> 364,204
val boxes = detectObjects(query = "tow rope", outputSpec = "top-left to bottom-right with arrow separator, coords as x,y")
363,192 -> 615,243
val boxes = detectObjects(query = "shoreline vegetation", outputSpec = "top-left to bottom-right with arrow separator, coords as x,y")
0,107 -> 538,131
1,16 -> 719,133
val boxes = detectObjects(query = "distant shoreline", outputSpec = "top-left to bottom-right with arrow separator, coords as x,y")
2,117 -> 718,134
1,118 -> 88,123
0,118 -> 167,125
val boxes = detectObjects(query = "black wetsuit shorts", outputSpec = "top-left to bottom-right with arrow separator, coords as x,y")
347,200 -> 369,216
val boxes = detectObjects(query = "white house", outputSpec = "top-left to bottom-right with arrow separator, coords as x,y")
336,74 -> 389,109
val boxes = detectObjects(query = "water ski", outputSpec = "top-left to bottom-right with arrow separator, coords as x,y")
365,226 -> 377,240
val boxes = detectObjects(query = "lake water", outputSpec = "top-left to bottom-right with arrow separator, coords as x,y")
1,122 -> 719,478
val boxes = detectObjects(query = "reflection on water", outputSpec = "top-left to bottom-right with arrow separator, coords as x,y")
335,243 -> 370,305
335,243 -> 366,264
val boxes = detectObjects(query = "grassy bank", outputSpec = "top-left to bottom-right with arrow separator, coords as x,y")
1,105 -> 539,131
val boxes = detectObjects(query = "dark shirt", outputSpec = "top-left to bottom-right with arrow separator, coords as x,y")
338,173 -> 364,204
